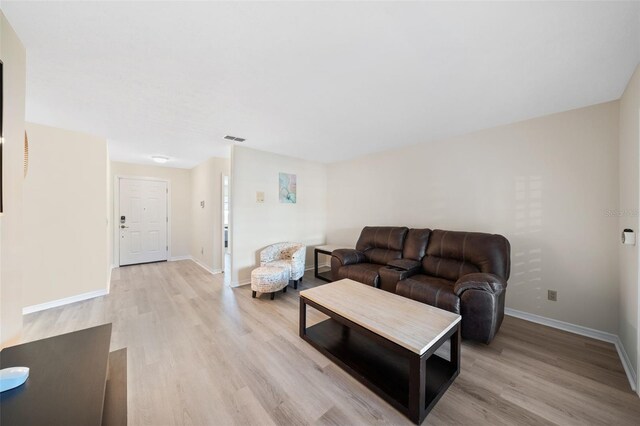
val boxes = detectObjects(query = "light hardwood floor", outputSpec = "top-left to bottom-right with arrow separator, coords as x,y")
21,260 -> 640,425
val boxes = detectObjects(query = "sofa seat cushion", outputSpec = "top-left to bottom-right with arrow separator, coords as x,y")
337,263 -> 382,287
396,275 -> 460,314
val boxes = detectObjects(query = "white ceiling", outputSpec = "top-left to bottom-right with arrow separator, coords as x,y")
3,1 -> 639,168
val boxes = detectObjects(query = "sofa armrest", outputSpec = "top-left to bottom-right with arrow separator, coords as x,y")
332,249 -> 366,266
454,273 -> 506,296
386,259 -> 421,273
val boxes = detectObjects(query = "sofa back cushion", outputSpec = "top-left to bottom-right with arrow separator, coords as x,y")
356,226 -> 408,265
403,228 -> 431,260
422,230 -> 511,281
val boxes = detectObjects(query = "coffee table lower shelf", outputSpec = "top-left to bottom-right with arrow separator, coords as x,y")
300,297 -> 460,424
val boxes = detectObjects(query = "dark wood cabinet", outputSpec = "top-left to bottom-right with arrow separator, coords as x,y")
0,324 -> 127,426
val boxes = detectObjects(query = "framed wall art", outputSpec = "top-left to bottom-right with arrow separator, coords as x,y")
279,172 -> 296,204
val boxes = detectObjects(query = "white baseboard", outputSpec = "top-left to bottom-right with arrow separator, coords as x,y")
305,263 -> 331,271
169,255 -> 192,261
505,308 -> 637,392
505,308 -> 618,342
231,279 -> 251,287
169,255 -> 222,275
107,265 -> 115,293
614,337 -> 638,393
190,257 -> 222,275
23,289 -> 109,315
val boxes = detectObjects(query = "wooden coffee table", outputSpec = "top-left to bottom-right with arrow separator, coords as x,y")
299,279 -> 461,424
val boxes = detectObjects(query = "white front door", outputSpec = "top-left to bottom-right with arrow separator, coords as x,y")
119,178 -> 168,266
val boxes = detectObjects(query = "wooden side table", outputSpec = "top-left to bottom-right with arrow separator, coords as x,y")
314,244 -> 352,282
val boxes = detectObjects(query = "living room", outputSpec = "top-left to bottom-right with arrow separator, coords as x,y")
1,1 -> 640,425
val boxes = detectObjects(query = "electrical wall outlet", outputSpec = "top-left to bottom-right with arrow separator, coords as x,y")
548,290 -> 557,301
256,191 -> 265,203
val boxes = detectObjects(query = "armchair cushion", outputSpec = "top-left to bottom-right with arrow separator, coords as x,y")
454,272 -> 506,296
332,248 -> 367,266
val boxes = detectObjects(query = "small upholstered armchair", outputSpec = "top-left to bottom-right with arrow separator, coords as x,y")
259,242 -> 306,288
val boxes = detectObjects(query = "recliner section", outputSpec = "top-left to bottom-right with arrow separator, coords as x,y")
331,226 -> 511,343
331,226 -> 409,287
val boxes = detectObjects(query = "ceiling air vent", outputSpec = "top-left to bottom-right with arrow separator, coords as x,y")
224,135 -> 245,142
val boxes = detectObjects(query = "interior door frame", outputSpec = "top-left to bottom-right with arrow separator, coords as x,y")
221,173 -> 229,272
637,110 -> 640,396
113,175 -> 171,267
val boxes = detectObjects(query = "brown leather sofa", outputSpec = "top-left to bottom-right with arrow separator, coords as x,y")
331,226 -> 510,343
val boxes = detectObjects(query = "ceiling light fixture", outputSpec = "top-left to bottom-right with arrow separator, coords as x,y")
151,155 -> 170,164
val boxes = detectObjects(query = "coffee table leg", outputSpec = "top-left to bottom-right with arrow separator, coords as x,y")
408,355 -> 426,424
451,323 -> 461,373
299,298 -> 307,337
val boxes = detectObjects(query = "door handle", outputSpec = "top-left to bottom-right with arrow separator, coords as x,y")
120,225 -> 129,229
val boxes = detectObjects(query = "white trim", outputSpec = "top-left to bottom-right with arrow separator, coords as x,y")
637,108 -> 640,397
107,264 -> 115,293
169,256 -> 222,275
615,337 -> 638,393
23,289 -> 109,315
505,308 -> 637,392
169,255 -> 192,261
221,174 -> 230,272
227,149 -> 236,288
113,175 -> 172,266
191,257 -> 222,275
305,263 -> 331,271
505,308 -> 617,342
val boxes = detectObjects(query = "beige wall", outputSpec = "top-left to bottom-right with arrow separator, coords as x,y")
110,162 -> 191,263
0,12 -> 26,346
618,63 -> 640,389
23,123 -> 109,307
327,101 -> 621,334
230,146 -> 327,286
190,157 -> 229,272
